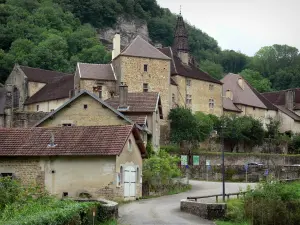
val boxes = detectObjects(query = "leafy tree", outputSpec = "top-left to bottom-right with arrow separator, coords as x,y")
168,107 -> 204,146
219,50 -> 249,74
218,115 -> 264,152
143,150 -> 181,192
265,118 -> 281,139
240,69 -> 272,92
199,60 -> 224,80
148,17 -> 174,47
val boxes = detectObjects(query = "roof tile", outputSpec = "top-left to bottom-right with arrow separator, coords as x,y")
78,63 -> 115,81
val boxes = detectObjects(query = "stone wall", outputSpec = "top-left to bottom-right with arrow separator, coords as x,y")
0,158 -> 44,187
180,199 -> 226,220
11,111 -> 49,127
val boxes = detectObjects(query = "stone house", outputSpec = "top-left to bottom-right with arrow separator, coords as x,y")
262,89 -> 300,133
222,73 -> 300,133
34,90 -> 150,145
0,125 -> 145,200
105,87 -> 163,150
1,65 -> 74,127
221,73 -> 278,128
158,14 -> 223,116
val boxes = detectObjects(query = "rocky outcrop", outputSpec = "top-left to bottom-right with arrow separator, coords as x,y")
97,17 -> 149,49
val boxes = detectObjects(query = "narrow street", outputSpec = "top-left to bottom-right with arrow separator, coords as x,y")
118,180 -> 256,225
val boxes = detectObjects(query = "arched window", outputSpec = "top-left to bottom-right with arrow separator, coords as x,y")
128,139 -> 132,152
13,87 -> 20,109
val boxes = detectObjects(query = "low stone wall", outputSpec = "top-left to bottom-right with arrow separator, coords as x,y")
180,199 -> 226,220
76,198 -> 118,222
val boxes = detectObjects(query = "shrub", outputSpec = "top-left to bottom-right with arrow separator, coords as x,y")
225,198 -> 246,223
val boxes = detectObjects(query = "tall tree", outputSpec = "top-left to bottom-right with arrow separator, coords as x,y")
199,60 -> 224,80
220,50 -> 248,74
240,69 -> 272,92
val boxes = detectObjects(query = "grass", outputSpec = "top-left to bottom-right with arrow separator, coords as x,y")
100,219 -> 118,225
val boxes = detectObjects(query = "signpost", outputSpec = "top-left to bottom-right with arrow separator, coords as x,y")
193,155 -> 200,166
206,160 -> 211,181
181,155 -> 188,166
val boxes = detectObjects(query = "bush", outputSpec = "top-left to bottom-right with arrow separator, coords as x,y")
225,198 -> 246,223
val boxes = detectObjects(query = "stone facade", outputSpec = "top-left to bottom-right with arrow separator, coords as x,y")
38,95 -> 129,127
0,134 -> 142,201
0,158 -> 44,187
113,56 -> 171,122
173,75 -> 223,116
78,79 -> 116,100
25,98 -> 68,112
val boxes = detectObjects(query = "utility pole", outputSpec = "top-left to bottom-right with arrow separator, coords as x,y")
221,124 -> 225,202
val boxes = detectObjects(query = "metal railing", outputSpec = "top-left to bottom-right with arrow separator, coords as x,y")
187,191 -> 250,203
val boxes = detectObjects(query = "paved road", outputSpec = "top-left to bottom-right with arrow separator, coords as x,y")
118,180 -> 256,225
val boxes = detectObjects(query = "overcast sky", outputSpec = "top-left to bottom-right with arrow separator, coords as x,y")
157,0 -> 300,56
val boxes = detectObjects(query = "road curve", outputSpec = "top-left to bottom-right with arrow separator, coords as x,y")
118,180 -> 256,225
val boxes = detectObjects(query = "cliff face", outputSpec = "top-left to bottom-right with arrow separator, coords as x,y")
97,17 -> 150,50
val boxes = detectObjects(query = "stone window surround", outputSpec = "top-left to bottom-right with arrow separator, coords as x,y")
186,94 -> 192,105
143,83 -> 149,92
144,64 -> 148,72
186,79 -> 191,87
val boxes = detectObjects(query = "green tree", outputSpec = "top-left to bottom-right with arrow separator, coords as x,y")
199,60 -> 224,80
240,69 -> 272,92
219,50 -> 249,74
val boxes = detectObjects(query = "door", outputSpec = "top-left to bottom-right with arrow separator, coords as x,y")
124,166 -> 136,198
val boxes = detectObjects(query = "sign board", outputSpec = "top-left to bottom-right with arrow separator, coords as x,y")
206,160 -> 211,166
264,169 -> 269,176
181,155 -> 188,166
193,156 -> 200,166
244,164 -> 248,172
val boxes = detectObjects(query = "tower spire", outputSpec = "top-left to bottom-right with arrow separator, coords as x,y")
173,10 -> 189,54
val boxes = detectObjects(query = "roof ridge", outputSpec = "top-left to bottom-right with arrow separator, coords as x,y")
20,65 -> 72,76
78,62 -> 111,66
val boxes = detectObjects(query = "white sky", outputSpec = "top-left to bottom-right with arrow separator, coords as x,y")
157,0 -> 300,56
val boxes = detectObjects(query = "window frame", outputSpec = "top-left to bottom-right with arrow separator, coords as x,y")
186,79 -> 191,87
186,94 -> 192,105
209,99 -> 215,109
143,83 -> 149,92
144,64 -> 148,72
36,105 -> 39,112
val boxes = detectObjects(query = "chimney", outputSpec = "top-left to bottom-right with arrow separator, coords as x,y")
285,90 -> 295,110
112,32 -> 121,60
118,83 -> 128,110
226,89 -> 233,100
47,132 -> 57,148
238,78 -> 244,90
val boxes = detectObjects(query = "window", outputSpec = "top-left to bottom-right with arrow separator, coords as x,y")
209,99 -> 215,109
84,104 -> 88,109
144,64 -> 148,72
143,83 -> 149,92
209,84 -> 214,91
186,79 -> 191,87
36,105 -> 39,111
128,139 -> 132,152
13,87 -> 20,108
93,86 -> 103,99
186,94 -> 192,105
172,93 -> 175,103
62,123 -> 72,127
1,173 -> 13,178
119,166 -> 123,185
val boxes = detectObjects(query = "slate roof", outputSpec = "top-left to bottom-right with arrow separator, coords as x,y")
221,73 -> 275,110
0,125 -> 146,156
25,75 -> 74,105
20,66 -> 71,84
158,47 -> 222,84
262,89 -> 300,109
119,36 -> 170,60
77,63 -> 116,81
105,92 -> 163,119
125,115 -> 147,126
222,98 -> 242,112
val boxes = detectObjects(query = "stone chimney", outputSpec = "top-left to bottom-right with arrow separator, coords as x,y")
226,89 -> 233,100
118,83 -> 128,110
285,90 -> 295,110
238,78 -> 244,90
112,33 -> 121,60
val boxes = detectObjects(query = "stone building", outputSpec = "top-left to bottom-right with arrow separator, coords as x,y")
1,65 -> 74,127
0,125 -> 145,200
262,88 -> 300,133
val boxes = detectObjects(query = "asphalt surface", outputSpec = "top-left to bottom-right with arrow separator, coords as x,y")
118,180 -> 256,225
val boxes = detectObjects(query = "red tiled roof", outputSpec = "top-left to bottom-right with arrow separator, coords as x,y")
77,63 -> 116,81
25,75 -> 74,105
106,92 -> 161,114
158,47 -> 222,85
0,125 -> 145,156
20,66 -> 71,84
